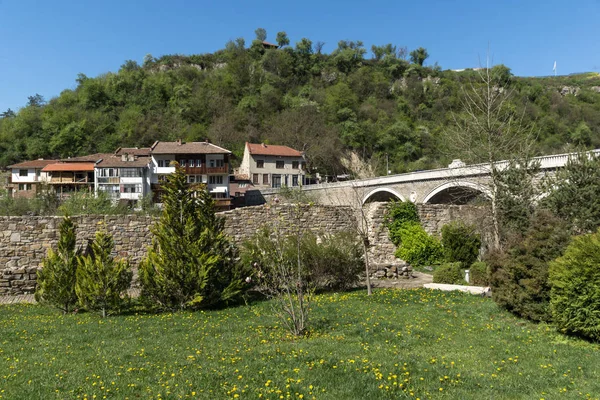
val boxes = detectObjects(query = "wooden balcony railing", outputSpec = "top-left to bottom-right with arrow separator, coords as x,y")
183,165 -> 228,175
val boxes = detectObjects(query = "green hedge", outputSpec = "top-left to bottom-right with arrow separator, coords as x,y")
394,222 -> 444,267
549,230 -> 600,341
433,262 -> 465,285
441,222 -> 481,268
469,261 -> 489,286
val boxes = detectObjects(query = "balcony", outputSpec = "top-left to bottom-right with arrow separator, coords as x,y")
183,165 -> 228,175
98,177 -> 120,184
49,176 -> 91,184
153,166 -> 176,174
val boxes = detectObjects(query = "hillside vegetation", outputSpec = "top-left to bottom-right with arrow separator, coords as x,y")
2,30 -> 600,176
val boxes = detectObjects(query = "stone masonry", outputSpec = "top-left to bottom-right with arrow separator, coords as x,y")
0,203 -> 487,296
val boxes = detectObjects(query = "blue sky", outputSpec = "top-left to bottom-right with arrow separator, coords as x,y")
1,0 -> 599,111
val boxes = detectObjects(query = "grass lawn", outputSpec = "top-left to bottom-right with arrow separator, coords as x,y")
1,289 -> 599,399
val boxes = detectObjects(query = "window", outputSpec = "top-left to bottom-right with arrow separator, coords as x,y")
36,170 -> 41,177
256,160 -> 264,168
120,168 -> 141,177
292,175 -> 299,187
209,159 -> 225,168
301,162 -> 306,170
209,175 -> 224,185
18,183 -> 31,191
19,169 -> 28,177
158,160 -> 164,168
180,159 -> 187,167
292,161 -> 299,169
188,175 -> 196,183
211,192 -> 226,199
99,185 -> 119,197
276,160 -> 284,169
238,183 -> 247,188
121,184 -> 141,193
252,174 -> 259,184
263,174 -> 269,185
196,159 -> 201,167
272,175 -> 282,188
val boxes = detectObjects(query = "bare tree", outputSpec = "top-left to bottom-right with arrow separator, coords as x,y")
445,56 -> 536,250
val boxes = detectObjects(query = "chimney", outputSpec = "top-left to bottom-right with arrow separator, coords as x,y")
121,154 -> 127,162
176,139 -> 182,146
128,154 -> 135,162
262,143 -> 266,148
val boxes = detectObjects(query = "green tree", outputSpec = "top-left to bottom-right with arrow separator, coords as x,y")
255,27 -> 267,42
409,47 -> 429,66
441,221 -> 481,268
35,216 -> 81,313
275,31 -> 290,47
543,152 -> 600,233
76,223 -> 133,317
139,165 -> 245,310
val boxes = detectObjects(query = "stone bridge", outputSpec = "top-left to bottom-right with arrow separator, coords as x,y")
252,150 -> 599,206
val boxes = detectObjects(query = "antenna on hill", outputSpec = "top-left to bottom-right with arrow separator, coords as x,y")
553,61 -> 557,77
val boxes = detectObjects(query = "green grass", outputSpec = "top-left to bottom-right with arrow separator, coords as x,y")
1,289 -> 599,399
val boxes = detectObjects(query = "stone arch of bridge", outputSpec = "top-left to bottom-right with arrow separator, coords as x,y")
422,181 -> 492,204
362,187 -> 406,204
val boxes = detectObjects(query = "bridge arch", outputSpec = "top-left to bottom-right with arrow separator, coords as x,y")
423,181 -> 492,204
362,188 -> 406,204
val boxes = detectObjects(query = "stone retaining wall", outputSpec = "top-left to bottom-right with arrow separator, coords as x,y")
0,203 -> 489,296
0,205 -> 354,295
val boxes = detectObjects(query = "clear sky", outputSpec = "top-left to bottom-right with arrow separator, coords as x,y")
1,0 -> 599,112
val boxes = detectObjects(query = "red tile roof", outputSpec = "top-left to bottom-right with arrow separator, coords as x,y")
42,163 -> 95,172
246,142 -> 303,157
151,141 -> 231,155
8,159 -> 58,169
96,156 -> 151,168
60,153 -> 111,163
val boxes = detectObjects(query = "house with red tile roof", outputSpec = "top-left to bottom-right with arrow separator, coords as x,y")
238,142 -> 306,189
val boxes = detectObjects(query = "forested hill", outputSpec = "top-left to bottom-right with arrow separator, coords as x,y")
2,32 -> 600,176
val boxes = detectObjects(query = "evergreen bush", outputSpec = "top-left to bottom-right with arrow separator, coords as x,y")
139,165 -> 246,311
385,201 -> 420,246
488,210 -> 570,322
469,261 -> 489,286
432,262 -> 465,285
441,221 -> 481,268
549,231 -> 600,341
35,216 -> 80,313
75,224 -> 132,317
394,221 -> 443,267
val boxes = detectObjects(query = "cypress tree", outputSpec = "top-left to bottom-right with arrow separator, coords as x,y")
35,216 -> 80,314
139,165 -> 245,310
75,223 -> 132,318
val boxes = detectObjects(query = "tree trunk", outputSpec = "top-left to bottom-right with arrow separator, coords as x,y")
363,241 -> 372,296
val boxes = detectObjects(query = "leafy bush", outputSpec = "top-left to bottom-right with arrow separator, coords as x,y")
394,221 -> 444,267
488,210 -> 570,322
386,201 -> 420,246
139,166 -> 246,311
469,261 -> 489,286
441,222 -> 481,268
549,231 -> 600,341
75,224 -> 132,317
301,231 -> 363,291
433,262 -> 465,285
242,227 -> 313,336
35,216 -> 80,313
58,191 -> 130,216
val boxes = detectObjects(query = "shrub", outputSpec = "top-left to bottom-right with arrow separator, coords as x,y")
549,231 -> 600,341
386,201 -> 420,246
139,165 -> 246,310
488,210 -> 570,322
35,216 -> 81,313
469,261 -> 489,286
301,231 -> 363,291
441,221 -> 481,268
394,221 -> 443,267
75,224 -> 133,318
433,262 -> 465,285
242,227 -> 313,336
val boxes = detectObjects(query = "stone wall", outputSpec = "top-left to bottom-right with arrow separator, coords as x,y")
367,203 -> 491,269
0,204 -> 355,295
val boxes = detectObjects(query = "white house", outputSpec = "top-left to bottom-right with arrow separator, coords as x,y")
7,159 -> 56,198
238,142 -> 305,188
95,149 -> 152,202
